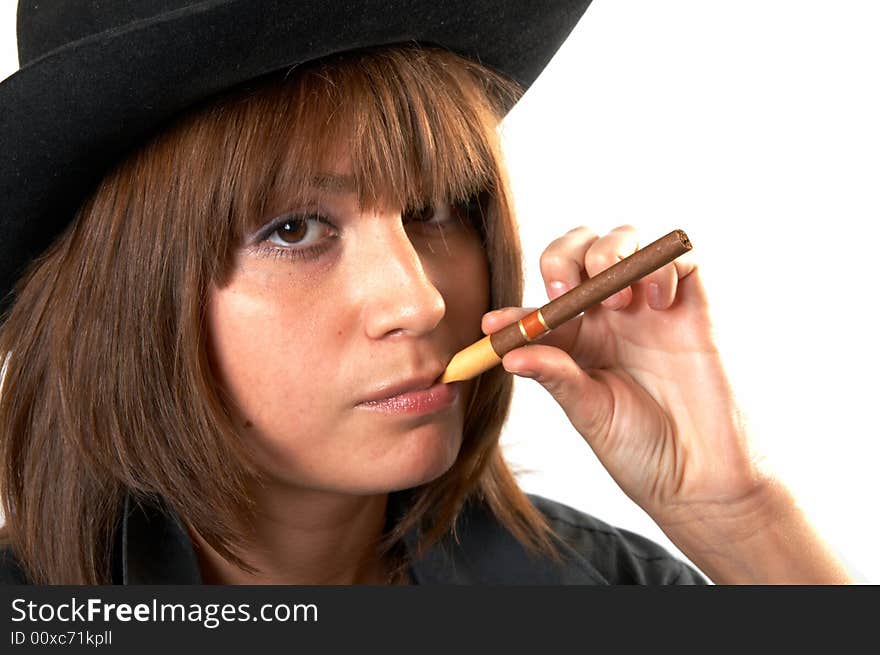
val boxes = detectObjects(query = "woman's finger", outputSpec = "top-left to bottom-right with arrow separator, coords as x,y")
581,225 -> 640,311
632,246 -> 699,310
481,306 -> 533,335
539,226 -> 599,300
634,261 -> 679,310
501,343 -> 614,446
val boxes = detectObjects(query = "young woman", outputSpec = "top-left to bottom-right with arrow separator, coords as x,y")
0,2 -> 852,584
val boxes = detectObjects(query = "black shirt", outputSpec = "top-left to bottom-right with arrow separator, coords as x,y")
0,493 -> 707,585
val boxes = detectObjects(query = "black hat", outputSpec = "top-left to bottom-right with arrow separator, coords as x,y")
0,0 -> 592,316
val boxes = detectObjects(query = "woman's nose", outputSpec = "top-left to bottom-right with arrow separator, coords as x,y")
356,219 -> 446,340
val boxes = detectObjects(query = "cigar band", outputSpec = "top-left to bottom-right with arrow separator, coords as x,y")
518,310 -> 550,342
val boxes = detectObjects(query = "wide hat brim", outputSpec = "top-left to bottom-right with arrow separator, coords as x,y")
0,0 -> 592,316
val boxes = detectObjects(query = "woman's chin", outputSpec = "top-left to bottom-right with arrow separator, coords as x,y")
366,428 -> 462,492
253,424 -> 463,495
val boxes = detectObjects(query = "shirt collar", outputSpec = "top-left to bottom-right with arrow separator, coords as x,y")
117,491 -> 422,585
118,492 -> 202,584
116,491 -> 605,585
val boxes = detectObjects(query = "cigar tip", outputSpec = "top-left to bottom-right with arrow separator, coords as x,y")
674,229 -> 692,251
440,336 -> 501,383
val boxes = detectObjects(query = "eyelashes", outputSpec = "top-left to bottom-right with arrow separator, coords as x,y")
250,213 -> 338,263
248,198 -> 481,263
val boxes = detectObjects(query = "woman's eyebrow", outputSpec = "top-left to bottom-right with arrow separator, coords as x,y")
310,173 -> 356,193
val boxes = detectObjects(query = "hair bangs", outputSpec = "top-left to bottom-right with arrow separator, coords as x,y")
205,45 -> 519,244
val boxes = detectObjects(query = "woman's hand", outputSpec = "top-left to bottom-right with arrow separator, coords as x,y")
484,225 -> 762,519
485,225 -> 854,583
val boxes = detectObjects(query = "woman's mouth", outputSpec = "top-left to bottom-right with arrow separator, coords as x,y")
356,381 -> 459,415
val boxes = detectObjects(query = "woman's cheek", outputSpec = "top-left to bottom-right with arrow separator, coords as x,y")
206,282 -> 325,424
443,239 -> 491,341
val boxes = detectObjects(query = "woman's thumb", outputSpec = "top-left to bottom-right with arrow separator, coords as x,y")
502,344 -> 614,445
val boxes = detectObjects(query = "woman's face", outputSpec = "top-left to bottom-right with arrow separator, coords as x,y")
207,156 -> 490,494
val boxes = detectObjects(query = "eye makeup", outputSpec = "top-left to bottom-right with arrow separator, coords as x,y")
246,198 -> 477,264
248,212 -> 339,263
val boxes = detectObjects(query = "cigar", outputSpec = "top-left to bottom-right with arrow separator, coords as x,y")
440,229 -> 692,383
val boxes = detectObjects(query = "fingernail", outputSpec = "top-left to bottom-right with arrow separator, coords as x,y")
647,283 -> 662,309
602,290 -> 625,309
547,281 -> 571,300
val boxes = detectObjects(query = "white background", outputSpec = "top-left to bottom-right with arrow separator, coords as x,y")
2,1 -> 878,583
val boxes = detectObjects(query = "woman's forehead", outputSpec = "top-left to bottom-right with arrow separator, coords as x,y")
310,172 -> 356,194
264,150 -> 474,216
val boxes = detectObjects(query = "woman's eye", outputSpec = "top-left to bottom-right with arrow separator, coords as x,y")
248,212 -> 338,263
402,203 -> 460,228
265,214 -> 334,247
453,195 -> 482,221
402,204 -> 437,224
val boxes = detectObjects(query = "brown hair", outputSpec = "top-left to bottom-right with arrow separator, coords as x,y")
0,44 -> 558,584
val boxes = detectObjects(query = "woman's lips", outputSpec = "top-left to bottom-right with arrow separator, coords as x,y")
356,381 -> 459,415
